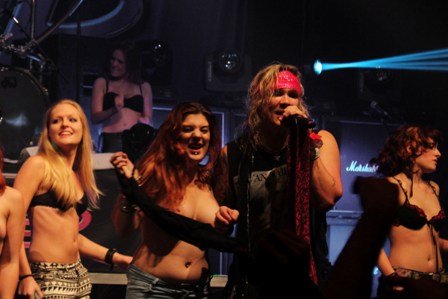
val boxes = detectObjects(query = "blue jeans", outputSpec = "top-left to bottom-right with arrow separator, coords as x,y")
126,264 -> 211,299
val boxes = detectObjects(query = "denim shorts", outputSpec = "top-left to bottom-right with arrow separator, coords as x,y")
126,264 -> 211,299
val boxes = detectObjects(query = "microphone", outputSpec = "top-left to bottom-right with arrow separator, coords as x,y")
281,115 -> 316,129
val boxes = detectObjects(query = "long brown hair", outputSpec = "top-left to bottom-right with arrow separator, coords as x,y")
136,102 -> 221,210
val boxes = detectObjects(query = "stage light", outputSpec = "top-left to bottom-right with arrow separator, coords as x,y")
313,60 -> 323,75
313,48 -> 448,75
139,40 -> 172,87
204,49 -> 252,93
216,49 -> 242,75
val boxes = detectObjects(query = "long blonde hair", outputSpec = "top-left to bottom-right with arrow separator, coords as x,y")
243,62 -> 309,146
37,99 -> 101,209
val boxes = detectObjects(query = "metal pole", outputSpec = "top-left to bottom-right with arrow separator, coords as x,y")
28,0 -> 36,70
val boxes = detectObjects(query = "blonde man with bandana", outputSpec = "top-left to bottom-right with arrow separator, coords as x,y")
214,62 -> 343,298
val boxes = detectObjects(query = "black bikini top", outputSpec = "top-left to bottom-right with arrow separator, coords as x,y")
102,79 -> 144,113
393,177 -> 447,232
29,190 -> 88,216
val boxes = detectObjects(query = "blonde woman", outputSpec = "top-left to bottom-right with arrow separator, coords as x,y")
14,99 -> 132,299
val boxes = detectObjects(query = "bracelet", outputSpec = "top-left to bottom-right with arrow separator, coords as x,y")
311,147 -> 320,161
388,271 -> 399,277
132,167 -> 143,186
19,274 -> 33,281
105,248 -> 117,270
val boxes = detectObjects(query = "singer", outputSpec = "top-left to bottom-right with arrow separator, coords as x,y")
213,62 -> 343,298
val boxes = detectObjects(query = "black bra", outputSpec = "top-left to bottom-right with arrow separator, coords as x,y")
393,177 -> 447,232
30,190 -> 88,216
102,79 -> 144,113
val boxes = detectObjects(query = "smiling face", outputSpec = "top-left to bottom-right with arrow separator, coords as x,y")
109,49 -> 127,79
179,113 -> 210,162
48,103 -> 83,151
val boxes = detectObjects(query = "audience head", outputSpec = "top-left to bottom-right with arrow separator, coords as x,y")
243,62 -> 310,143
142,101 -> 220,170
38,99 -> 93,158
136,102 -> 220,208
371,124 -> 442,177
108,40 -> 143,84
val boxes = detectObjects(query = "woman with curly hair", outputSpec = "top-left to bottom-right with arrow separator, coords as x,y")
370,124 -> 448,296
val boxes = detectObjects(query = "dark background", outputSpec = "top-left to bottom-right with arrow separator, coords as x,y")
2,0 -> 448,291
2,0 -> 448,128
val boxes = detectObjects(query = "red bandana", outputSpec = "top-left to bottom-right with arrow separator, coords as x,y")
275,70 -> 303,94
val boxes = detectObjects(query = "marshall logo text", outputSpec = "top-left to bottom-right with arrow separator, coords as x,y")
346,161 -> 377,173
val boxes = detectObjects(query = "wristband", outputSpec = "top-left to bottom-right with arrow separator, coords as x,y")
311,147 -> 320,161
132,167 -> 143,186
19,274 -> 33,281
105,248 -> 117,270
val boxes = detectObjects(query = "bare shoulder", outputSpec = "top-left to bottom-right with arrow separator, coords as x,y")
17,155 -> 45,176
385,176 -> 402,189
1,186 -> 24,214
316,129 -> 337,142
141,80 -> 152,88
316,129 -> 339,154
21,154 -> 45,168
141,81 -> 153,92
93,77 -> 106,87
429,180 -> 440,193
4,186 -> 22,201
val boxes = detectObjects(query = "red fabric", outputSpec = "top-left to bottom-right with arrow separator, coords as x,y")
287,128 -> 318,284
274,70 -> 303,94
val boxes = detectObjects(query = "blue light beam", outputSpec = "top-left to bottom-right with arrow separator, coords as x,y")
314,48 -> 448,74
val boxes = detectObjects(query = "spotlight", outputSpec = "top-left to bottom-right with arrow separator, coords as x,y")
205,49 -> 252,92
215,49 -> 242,75
313,60 -> 323,75
139,40 -> 172,87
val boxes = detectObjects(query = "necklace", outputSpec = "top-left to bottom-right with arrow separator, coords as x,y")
258,142 -> 287,163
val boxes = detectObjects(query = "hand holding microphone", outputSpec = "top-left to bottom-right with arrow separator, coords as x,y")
281,115 -> 316,129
